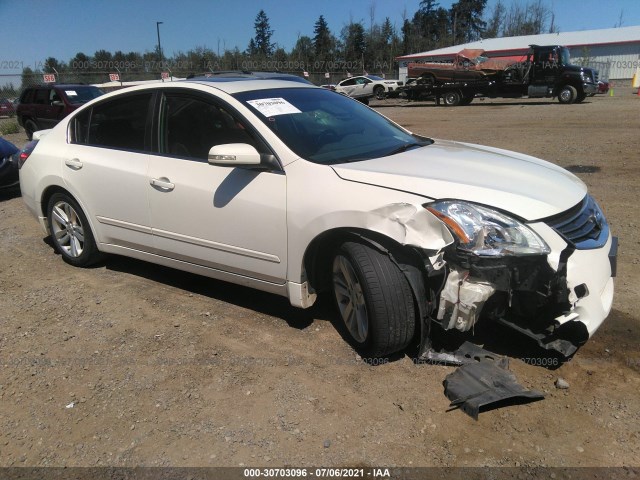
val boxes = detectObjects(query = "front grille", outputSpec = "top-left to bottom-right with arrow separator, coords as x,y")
544,195 -> 609,249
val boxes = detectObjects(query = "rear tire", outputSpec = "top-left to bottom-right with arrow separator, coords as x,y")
332,241 -> 416,357
46,193 -> 102,267
443,90 -> 462,107
421,74 -> 436,87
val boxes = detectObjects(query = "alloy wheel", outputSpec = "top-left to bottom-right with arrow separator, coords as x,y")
333,254 -> 368,343
50,201 -> 85,258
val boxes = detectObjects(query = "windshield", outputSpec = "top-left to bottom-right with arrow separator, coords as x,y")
234,88 -> 429,164
65,87 -> 104,104
559,47 -> 571,65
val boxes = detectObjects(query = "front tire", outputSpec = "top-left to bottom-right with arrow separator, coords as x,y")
374,86 -> 386,100
558,85 -> 577,104
46,193 -> 102,267
332,242 -> 416,357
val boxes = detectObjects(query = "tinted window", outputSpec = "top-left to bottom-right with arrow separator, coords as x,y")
34,89 -> 49,105
20,89 -> 34,103
73,93 -> 152,151
158,92 -> 261,160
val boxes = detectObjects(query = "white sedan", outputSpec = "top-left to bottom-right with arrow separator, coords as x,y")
334,75 -> 404,101
19,76 -> 616,358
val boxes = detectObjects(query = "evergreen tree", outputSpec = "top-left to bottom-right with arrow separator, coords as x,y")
250,10 -> 275,57
313,15 -> 333,62
451,0 -> 487,44
342,22 -> 366,64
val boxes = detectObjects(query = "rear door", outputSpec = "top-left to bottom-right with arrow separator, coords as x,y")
64,92 -> 154,251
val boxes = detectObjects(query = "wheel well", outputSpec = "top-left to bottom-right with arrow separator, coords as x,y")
304,228 -> 434,349
303,228 -> 424,294
555,81 -> 582,96
41,185 -> 74,217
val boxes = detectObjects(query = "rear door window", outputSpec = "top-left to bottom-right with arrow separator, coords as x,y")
71,93 -> 153,151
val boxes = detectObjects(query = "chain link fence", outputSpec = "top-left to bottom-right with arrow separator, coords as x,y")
0,67 -> 397,135
0,65 -> 399,104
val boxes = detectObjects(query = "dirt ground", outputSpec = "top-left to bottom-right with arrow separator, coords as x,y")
1,89 -> 639,469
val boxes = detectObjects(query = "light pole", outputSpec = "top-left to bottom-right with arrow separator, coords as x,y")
156,21 -> 164,66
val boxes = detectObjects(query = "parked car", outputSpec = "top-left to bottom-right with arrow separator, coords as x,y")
19,76 -> 616,358
597,81 -> 610,94
334,75 -> 403,101
17,84 -> 103,140
0,137 -> 19,190
0,98 -> 16,117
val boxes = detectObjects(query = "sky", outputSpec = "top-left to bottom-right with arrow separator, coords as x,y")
1,0 -> 639,77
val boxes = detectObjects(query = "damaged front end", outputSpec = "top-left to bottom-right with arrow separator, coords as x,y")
419,196 -> 616,358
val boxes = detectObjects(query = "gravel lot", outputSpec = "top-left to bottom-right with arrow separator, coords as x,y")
1,90 -> 639,468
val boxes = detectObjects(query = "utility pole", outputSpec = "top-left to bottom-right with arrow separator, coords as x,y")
156,21 -> 164,66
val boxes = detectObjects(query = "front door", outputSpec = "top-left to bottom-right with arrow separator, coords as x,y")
147,91 -> 287,284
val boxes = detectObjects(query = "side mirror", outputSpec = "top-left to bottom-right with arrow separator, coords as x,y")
52,100 -> 64,107
208,143 -> 261,166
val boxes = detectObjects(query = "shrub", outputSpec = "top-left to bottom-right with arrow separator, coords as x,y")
0,121 -> 20,135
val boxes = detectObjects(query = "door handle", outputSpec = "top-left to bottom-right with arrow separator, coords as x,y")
65,158 -> 83,170
150,177 -> 175,191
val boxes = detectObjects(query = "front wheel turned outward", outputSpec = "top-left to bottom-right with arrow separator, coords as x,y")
332,241 -> 416,357
46,192 -> 102,267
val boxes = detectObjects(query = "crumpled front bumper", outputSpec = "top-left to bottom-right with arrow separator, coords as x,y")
431,219 -> 617,357
531,221 -> 616,337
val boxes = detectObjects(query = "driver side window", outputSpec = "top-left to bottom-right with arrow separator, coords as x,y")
159,93 -> 262,161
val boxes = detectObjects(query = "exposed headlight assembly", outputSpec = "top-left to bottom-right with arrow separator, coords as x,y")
426,201 -> 550,257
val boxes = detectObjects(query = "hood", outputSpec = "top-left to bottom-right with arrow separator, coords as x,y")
565,64 -> 596,75
331,140 -> 587,221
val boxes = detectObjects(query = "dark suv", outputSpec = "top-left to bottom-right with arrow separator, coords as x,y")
17,84 -> 103,139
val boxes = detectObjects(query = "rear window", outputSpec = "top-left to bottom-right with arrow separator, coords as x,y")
19,89 -> 34,103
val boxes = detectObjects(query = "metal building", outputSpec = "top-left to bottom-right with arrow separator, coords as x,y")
397,25 -> 640,82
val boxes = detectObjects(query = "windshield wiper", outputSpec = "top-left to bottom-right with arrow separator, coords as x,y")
386,141 -> 430,157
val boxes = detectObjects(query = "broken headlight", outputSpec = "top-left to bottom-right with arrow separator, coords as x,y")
426,201 -> 550,257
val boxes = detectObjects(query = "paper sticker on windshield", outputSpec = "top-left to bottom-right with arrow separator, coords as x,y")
247,98 -> 301,117
65,90 -> 78,96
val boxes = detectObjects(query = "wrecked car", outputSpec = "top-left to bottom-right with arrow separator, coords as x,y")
407,48 -> 517,85
19,76 -> 616,358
